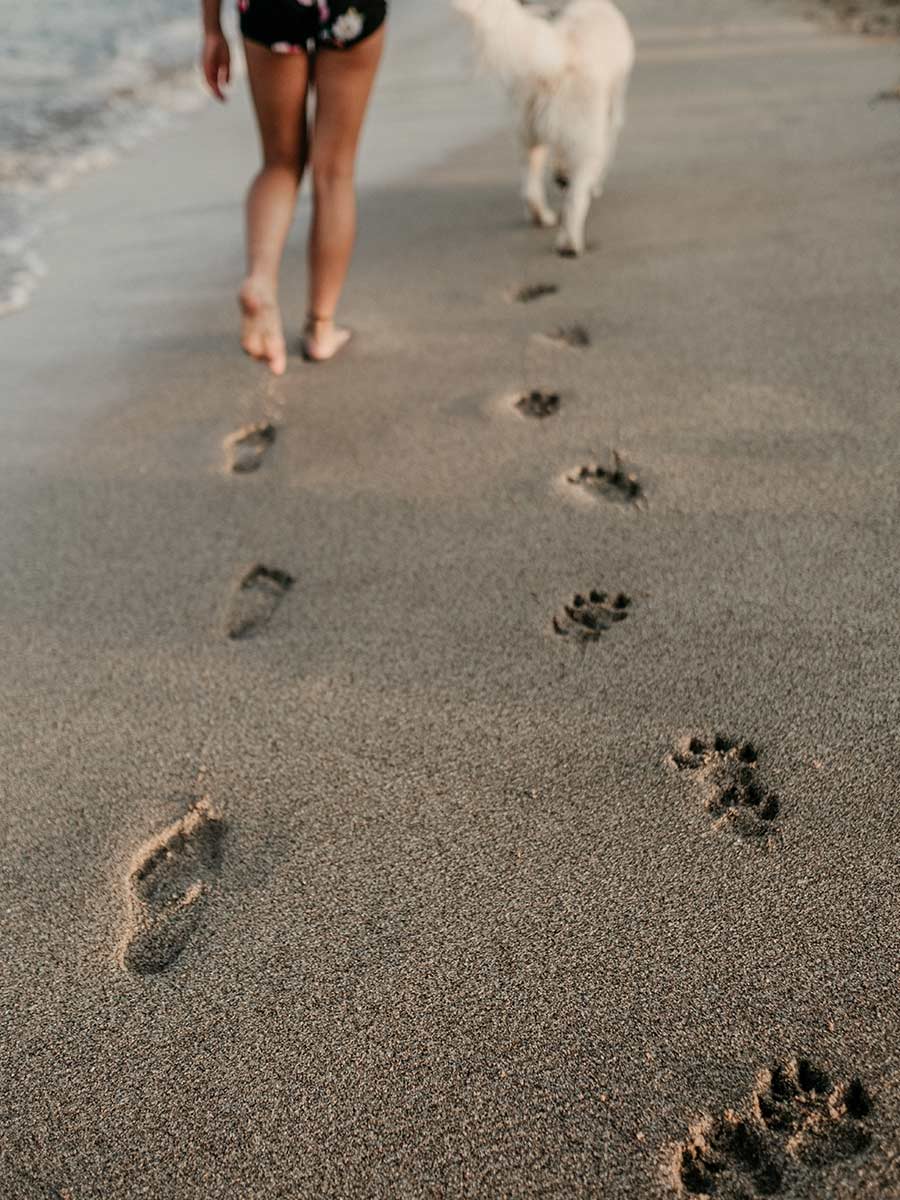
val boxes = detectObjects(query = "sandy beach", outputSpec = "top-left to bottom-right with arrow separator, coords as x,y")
1,0 -> 899,1196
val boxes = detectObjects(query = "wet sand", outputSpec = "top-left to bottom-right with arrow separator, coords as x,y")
809,0 -> 900,36
1,1 -> 899,1197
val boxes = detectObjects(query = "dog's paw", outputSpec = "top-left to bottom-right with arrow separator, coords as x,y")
555,226 -> 583,257
555,239 -> 582,258
526,203 -> 559,229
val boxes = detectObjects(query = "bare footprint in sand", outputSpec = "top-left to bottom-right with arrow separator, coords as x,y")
511,281 -> 559,304
224,564 -> 294,640
119,799 -> 225,976
546,323 -> 591,349
239,281 -> 287,376
224,422 -> 276,474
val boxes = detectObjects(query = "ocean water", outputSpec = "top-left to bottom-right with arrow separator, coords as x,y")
0,0 -> 216,315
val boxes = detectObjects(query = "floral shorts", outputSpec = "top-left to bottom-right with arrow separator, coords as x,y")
238,0 -> 387,53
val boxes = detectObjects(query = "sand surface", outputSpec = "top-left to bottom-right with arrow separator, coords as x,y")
1,1 -> 899,1197
807,0 -> 900,36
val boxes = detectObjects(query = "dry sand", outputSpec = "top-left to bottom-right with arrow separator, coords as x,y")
1,0 -> 899,1197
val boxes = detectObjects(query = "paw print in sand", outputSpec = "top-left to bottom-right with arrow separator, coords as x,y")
553,589 -> 631,642
753,1059 -> 872,1166
669,734 -> 779,838
678,1111 -> 782,1197
516,390 -> 560,419
675,1059 -> 874,1197
566,451 -> 643,505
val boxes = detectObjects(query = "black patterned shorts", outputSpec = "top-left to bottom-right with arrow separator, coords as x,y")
238,0 -> 387,53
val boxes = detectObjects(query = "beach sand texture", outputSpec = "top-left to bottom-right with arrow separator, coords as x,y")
1,0 -> 899,1196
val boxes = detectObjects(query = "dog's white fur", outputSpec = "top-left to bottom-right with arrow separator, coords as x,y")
454,0 -> 634,255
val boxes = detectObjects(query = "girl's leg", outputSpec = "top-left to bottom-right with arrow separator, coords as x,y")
304,26 -> 386,362
241,40 -> 312,375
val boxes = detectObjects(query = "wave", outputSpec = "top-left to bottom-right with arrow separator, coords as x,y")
0,10 -> 231,315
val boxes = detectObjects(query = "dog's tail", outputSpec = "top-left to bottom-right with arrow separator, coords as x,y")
454,0 -> 568,89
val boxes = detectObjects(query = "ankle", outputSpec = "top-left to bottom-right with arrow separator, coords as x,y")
243,276 -> 278,299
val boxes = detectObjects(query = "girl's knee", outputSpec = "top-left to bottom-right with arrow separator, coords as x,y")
311,155 -> 354,192
263,151 -> 305,176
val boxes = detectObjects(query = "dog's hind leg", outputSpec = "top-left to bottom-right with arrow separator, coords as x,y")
523,144 -> 558,228
556,158 -> 602,257
598,79 -> 628,194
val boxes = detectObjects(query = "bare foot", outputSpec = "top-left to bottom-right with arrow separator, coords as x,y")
302,316 -> 352,363
239,280 -> 287,376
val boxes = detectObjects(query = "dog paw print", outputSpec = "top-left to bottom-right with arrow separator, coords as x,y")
567,451 -> 643,504
516,390 -> 560,419
669,734 -> 779,838
553,589 -> 631,642
678,1111 -> 782,1197
753,1059 -> 872,1166
673,1060 -> 874,1197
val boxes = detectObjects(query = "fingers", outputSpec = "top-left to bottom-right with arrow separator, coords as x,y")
213,57 -> 228,102
219,48 -> 231,100
204,60 -> 223,101
202,41 -> 230,102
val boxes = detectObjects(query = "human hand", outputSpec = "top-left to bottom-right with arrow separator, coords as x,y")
202,31 -> 231,102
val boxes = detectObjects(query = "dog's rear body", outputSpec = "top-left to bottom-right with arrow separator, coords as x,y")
455,0 -> 634,255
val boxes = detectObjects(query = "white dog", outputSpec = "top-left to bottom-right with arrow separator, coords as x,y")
454,0 -> 634,255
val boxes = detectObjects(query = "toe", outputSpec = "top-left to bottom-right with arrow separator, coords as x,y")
242,332 -> 263,359
266,337 -> 287,376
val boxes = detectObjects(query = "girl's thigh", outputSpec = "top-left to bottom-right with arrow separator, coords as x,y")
244,40 -> 312,163
311,25 -> 386,167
